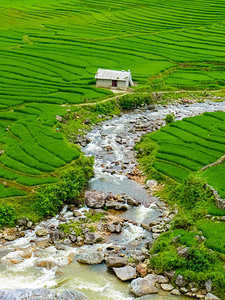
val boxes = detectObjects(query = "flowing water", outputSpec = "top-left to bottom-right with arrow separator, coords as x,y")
0,101 -> 225,299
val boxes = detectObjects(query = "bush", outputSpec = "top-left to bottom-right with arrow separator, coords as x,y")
172,216 -> 193,230
150,249 -> 186,272
186,246 -> 217,272
33,155 -> 94,217
165,114 -> 174,124
170,174 -> 215,210
119,93 -> 152,110
0,204 -> 17,227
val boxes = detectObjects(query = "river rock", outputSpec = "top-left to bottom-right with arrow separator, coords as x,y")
175,274 -> 187,287
69,234 -> 77,243
1,251 -> 26,265
16,249 -> 32,259
105,256 -> 128,268
177,246 -> 189,258
146,180 -> 158,189
77,251 -> 104,265
50,230 -> 60,242
107,224 -> 116,233
73,211 -> 82,217
85,191 -> 107,208
57,290 -> 89,300
171,289 -> 181,295
205,293 -> 220,300
130,274 -> 158,297
115,203 -> 129,210
157,275 -> 168,284
35,228 -> 49,237
136,264 -> 147,278
84,232 -> 103,244
113,266 -> 136,281
126,196 -> 139,206
35,259 -> 58,270
205,279 -> 212,292
4,235 -> 16,241
165,270 -> 175,279
56,115 -> 63,122
161,283 -> 174,291
0,288 -> 56,299
105,200 -> 117,209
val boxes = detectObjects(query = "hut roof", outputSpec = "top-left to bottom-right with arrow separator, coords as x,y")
95,69 -> 131,81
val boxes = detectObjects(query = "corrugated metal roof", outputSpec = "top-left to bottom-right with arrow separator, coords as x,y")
95,68 -> 131,81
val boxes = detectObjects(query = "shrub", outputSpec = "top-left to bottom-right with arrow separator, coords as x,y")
33,155 -> 94,217
150,249 -> 186,272
186,246 -> 217,272
172,216 -> 193,230
170,174 -> 215,210
0,204 -> 17,227
165,114 -> 174,124
119,93 -> 152,110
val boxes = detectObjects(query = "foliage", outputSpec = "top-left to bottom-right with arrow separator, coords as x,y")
0,204 -> 17,227
119,93 -> 153,110
33,155 -> 94,217
59,221 -> 83,236
84,211 -> 105,222
170,174 -> 215,210
165,114 -> 174,124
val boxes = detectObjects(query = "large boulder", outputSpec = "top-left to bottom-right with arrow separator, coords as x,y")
113,266 -> 136,281
85,191 -> 107,208
105,256 -> 128,268
77,251 -> 104,265
130,274 -> 158,297
84,233 -> 103,244
0,288 -> 56,300
57,290 -> 89,300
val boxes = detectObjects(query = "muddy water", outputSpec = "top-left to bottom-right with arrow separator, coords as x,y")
0,101 -> 224,299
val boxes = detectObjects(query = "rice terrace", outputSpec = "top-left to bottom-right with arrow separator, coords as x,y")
0,0 -> 225,299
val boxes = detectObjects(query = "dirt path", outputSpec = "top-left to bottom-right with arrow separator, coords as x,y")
64,88 -> 225,108
63,90 -> 132,108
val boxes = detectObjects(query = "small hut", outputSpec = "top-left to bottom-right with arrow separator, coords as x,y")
95,69 -> 134,90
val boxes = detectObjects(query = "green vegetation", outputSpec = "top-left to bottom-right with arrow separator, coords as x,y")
165,114 -> 174,124
136,113 -> 225,298
136,111 -> 225,198
33,155 -> 94,218
0,204 -> 18,227
149,176 -> 225,299
59,211 -> 105,236
0,0 -> 225,202
0,154 -> 94,226
118,93 -> 153,110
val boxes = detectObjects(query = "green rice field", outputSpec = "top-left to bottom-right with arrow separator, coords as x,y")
1,0 -> 225,198
137,111 -> 225,199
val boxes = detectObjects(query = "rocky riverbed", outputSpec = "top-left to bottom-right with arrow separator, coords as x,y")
0,100 -> 224,300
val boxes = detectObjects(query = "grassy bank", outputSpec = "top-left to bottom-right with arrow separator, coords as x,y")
135,113 -> 225,299
0,99 -> 121,225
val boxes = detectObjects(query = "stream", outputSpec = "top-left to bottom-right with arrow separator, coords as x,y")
0,100 -> 225,299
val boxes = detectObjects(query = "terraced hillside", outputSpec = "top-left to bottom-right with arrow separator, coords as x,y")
136,111 -> 225,198
1,0 -> 225,198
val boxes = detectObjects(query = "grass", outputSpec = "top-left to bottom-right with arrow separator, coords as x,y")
136,113 -> 225,299
136,112 -> 225,199
0,0 -> 225,198
197,220 -> 225,253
